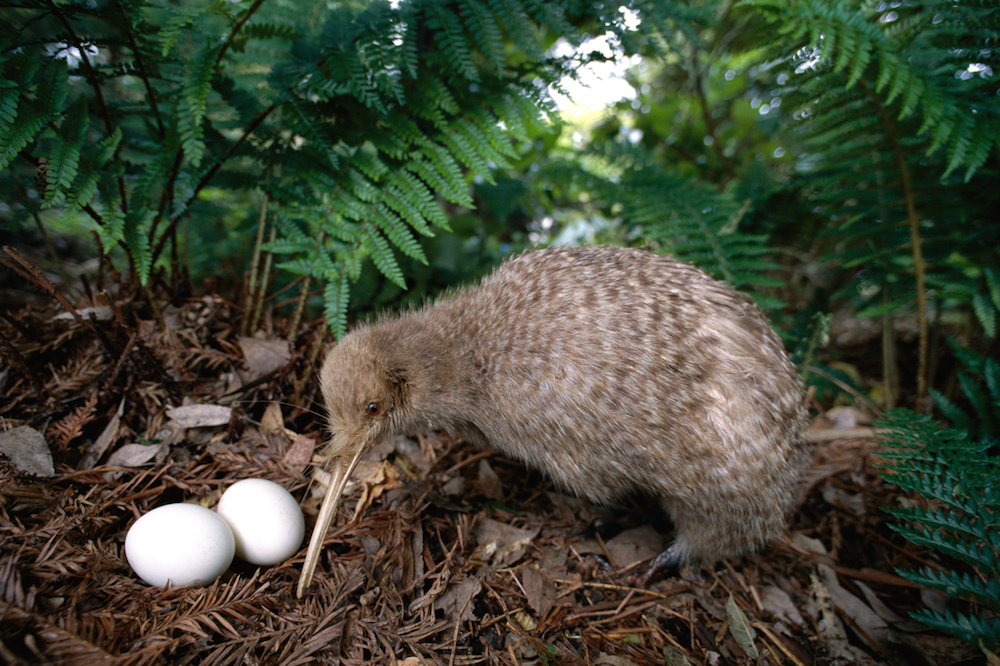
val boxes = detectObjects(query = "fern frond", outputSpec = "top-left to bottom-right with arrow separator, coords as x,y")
125,208 -> 156,285
323,270 -> 350,340
426,3 -> 478,82
95,174 -> 126,249
459,0 -> 507,73
0,110 -> 46,171
908,608 -> 1000,652
362,221 -> 405,288
372,204 -> 427,264
240,21 -> 301,43
158,1 -> 211,56
178,45 -> 219,168
876,404 -> 1000,649
409,138 -> 473,206
41,97 -> 89,209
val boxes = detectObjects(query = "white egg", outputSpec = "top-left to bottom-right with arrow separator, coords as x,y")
125,503 -> 235,588
216,478 -> 305,566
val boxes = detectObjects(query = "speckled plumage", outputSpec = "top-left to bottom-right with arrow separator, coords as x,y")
318,245 -> 809,567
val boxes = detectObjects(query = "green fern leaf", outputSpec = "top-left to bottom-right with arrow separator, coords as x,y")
957,371 -> 995,433
985,359 -> 1000,402
973,292 -> 997,338
908,608 -> 1000,652
159,2 -> 209,57
929,388 -> 971,433
0,110 -> 46,170
323,271 -> 350,340
890,523 -> 990,572
0,84 -> 18,127
178,45 -> 219,168
373,204 -> 427,264
275,257 -> 321,276
460,0 -> 507,72
427,4 -> 478,82
42,97 -> 89,209
487,0 -> 540,59
898,567 -> 1000,610
410,140 -> 473,206
363,222 -> 405,288
96,175 -> 125,248
985,268 -> 1000,310
66,171 -> 101,213
124,207 -> 156,285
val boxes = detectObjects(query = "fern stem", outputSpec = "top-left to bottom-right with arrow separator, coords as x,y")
241,191 -> 270,337
250,225 -> 277,334
861,81 -> 929,403
149,152 -> 184,259
882,301 -> 898,409
217,0 -> 269,65
141,280 -> 167,332
289,230 -> 325,342
288,275 -> 311,342
29,208 -> 72,290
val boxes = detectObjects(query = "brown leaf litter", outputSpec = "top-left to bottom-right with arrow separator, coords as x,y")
0,292 -> 988,665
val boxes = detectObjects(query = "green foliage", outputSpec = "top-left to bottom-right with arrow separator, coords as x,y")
876,401 -> 1000,649
2,0 -> 668,335
743,0 -> 999,181
535,143 -> 786,308
929,341 -> 1000,442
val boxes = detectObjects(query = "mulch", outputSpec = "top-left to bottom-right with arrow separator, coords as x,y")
0,288 -> 986,665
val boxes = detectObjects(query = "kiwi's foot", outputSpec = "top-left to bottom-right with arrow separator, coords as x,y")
622,544 -> 681,588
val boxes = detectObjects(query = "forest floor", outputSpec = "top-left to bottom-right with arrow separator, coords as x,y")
0,259 -> 987,665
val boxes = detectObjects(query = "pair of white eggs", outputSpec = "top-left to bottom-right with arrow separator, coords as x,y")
125,478 -> 305,588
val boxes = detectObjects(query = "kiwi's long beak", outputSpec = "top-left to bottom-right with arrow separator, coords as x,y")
296,445 -> 368,598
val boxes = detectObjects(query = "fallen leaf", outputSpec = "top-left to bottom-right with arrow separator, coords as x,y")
853,580 -> 924,632
260,401 -> 285,434
442,476 -> 466,496
760,585 -> 805,628
595,654 -> 638,666
350,461 -> 402,521
662,646 -> 693,666
80,397 -> 125,469
512,608 -> 536,631
726,594 -> 759,659
519,564 -> 554,618
166,404 -> 232,429
474,518 -> 539,567
433,576 -> 481,623
477,458 -> 503,500
283,433 -> 316,475
106,442 -> 164,468
238,337 -> 290,378
50,305 -> 113,321
821,484 -> 866,517
0,426 -> 55,476
604,525 -> 663,569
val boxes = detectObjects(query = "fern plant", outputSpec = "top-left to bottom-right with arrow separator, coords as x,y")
876,359 -> 1000,652
737,0 -> 1000,401
2,0 -> 683,337
587,144 -> 786,308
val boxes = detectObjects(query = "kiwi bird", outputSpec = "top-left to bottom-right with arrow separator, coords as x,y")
297,245 -> 809,597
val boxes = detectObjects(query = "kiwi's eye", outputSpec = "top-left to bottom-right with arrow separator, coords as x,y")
366,402 -> 381,416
